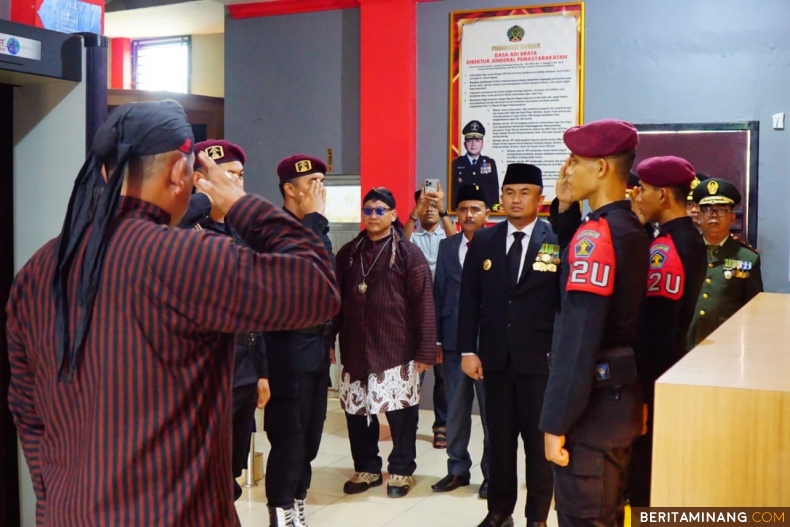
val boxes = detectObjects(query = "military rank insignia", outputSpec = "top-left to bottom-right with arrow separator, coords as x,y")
723,259 -> 752,280
533,244 -> 560,272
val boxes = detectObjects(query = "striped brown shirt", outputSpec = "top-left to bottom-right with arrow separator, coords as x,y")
333,232 -> 437,382
6,195 -> 339,526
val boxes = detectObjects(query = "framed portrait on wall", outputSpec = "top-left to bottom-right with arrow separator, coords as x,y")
447,3 -> 585,215
633,121 -> 759,247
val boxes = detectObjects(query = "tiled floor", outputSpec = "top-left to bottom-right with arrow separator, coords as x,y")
235,397 -> 561,527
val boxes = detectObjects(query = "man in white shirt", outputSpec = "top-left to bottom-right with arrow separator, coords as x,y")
457,164 -> 559,527
431,184 -> 492,497
404,182 -> 455,448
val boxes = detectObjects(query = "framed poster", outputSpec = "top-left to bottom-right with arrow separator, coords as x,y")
633,122 -> 759,248
447,2 -> 584,215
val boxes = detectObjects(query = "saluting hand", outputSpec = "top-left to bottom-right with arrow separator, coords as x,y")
195,152 -> 246,215
545,433 -> 570,466
299,180 -> 327,216
461,354 -> 484,380
556,158 -> 573,211
257,378 -> 271,409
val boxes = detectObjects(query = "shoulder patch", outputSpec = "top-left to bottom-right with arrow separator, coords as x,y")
646,234 -> 685,300
566,218 -> 616,296
732,235 -> 758,254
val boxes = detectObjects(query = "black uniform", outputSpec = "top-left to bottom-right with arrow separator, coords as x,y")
457,219 -> 558,521
263,208 -> 336,509
452,155 -> 500,209
626,216 -> 706,506
178,193 -> 269,500
541,200 -> 649,527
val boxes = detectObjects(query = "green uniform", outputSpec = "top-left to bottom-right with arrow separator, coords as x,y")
687,235 -> 763,349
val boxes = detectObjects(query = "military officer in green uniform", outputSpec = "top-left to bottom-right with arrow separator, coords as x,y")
452,120 -> 500,208
687,178 -> 763,349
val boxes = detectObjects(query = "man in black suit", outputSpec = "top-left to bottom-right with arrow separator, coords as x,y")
431,184 -> 492,498
458,164 -> 559,527
452,120 -> 500,208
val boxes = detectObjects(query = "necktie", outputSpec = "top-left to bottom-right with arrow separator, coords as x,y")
472,158 -> 477,166
508,232 -> 526,287
707,244 -> 719,257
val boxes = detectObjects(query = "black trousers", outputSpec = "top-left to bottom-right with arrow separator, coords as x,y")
625,404 -> 653,507
555,442 -> 632,527
484,370 -> 553,521
232,384 -> 259,499
264,369 -> 330,508
346,405 -> 419,476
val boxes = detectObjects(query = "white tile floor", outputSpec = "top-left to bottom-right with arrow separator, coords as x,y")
235,398 -> 561,527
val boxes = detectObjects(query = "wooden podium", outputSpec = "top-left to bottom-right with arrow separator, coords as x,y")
652,293 -> 790,505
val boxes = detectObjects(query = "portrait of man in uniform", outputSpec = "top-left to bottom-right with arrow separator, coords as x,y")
451,120 -> 500,210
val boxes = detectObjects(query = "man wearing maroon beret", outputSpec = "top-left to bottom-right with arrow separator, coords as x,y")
626,156 -> 707,506
539,119 -> 650,527
263,154 -> 336,526
177,140 -> 272,506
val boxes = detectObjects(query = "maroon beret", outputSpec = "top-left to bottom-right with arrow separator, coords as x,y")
637,156 -> 696,187
563,119 -> 639,158
277,154 -> 327,183
193,140 -> 246,169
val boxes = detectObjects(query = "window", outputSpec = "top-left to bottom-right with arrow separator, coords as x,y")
132,36 -> 191,93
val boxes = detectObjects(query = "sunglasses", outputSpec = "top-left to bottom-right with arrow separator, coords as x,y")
362,206 -> 392,217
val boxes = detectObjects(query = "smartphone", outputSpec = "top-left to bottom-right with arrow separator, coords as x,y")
424,179 -> 440,193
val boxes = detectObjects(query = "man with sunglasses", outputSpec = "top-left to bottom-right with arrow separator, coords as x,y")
687,178 -> 762,350
333,187 -> 437,499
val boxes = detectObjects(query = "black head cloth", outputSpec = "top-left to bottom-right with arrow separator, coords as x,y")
53,100 -> 194,381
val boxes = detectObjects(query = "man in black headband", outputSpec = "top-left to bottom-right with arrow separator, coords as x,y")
331,187 -> 437,499
6,100 -> 340,526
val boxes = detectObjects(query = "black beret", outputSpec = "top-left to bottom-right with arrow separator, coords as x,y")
456,183 -> 490,208
502,163 -> 543,188
627,171 -> 640,189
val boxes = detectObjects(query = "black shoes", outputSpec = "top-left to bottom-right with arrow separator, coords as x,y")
478,480 -> 489,499
431,474 -> 471,493
476,513 -> 514,527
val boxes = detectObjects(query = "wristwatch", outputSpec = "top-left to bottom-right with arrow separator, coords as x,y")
438,210 -> 449,218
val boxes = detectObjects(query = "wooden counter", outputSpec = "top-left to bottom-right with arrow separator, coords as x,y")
652,292 -> 790,506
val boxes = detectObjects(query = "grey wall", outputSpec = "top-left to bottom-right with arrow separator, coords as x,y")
419,0 -> 790,293
0,0 -> 9,22
224,9 -> 360,201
